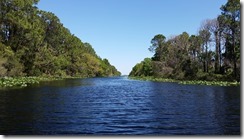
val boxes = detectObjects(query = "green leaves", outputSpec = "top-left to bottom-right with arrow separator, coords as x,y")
0,0 -> 121,78
129,58 -> 152,77
130,0 -> 240,82
219,0 -> 240,80
149,34 -> 166,53
0,76 -> 59,88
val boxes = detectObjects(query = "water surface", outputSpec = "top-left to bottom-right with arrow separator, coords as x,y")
0,77 -> 240,135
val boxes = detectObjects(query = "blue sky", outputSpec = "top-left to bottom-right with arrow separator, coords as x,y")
37,0 -> 227,75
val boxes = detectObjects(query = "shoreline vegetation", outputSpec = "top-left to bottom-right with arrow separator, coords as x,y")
0,75 -> 240,89
0,0 -> 240,89
0,0 -> 121,83
129,0 -> 240,86
0,76 -> 61,88
0,75 -> 124,89
129,76 -> 240,86
0,0 -> 121,88
0,75 -> 122,89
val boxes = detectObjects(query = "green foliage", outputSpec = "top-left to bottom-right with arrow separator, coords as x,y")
129,0 -> 240,83
100,59 -> 121,76
0,76 -> 60,88
129,58 -> 153,77
148,34 -> 166,53
179,80 -> 240,86
220,0 -> 240,80
129,76 -> 239,86
0,0 -> 120,78
0,43 -> 24,77
0,58 -> 7,77
129,76 -> 176,83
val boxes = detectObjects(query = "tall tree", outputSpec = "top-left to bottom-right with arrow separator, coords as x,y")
199,29 -> 211,72
0,0 -> 121,77
129,0 -> 240,82
203,18 -> 222,73
149,34 -> 167,61
220,0 -> 240,79
189,35 -> 201,61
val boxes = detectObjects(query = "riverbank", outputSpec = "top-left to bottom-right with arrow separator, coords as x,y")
129,76 -> 240,86
0,76 -> 63,88
1,76 -> 240,89
0,76 -> 119,89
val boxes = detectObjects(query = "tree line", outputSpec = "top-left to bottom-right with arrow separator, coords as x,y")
0,0 -> 121,77
129,0 -> 240,82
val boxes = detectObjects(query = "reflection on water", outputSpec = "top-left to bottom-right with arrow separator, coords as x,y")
0,77 -> 240,135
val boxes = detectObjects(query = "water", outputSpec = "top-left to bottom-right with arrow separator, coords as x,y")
0,77 -> 240,135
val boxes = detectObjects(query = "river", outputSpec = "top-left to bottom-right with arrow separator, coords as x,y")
0,76 -> 240,135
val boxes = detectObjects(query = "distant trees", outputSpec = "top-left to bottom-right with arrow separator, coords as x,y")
129,0 -> 240,81
129,58 -> 152,77
0,0 -> 121,77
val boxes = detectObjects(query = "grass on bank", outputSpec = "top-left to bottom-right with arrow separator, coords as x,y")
129,76 -> 240,86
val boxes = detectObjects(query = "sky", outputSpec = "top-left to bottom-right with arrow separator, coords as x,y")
37,0 -> 227,75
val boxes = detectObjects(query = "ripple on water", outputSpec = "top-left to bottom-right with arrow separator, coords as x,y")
0,77 -> 240,135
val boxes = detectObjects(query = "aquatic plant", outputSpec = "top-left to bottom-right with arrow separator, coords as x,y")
129,76 -> 240,86
0,77 -> 61,88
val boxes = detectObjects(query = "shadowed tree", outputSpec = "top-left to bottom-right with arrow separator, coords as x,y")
199,29 -> 211,72
220,0 -> 240,79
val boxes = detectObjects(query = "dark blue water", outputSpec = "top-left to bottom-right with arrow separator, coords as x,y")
0,77 -> 240,135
